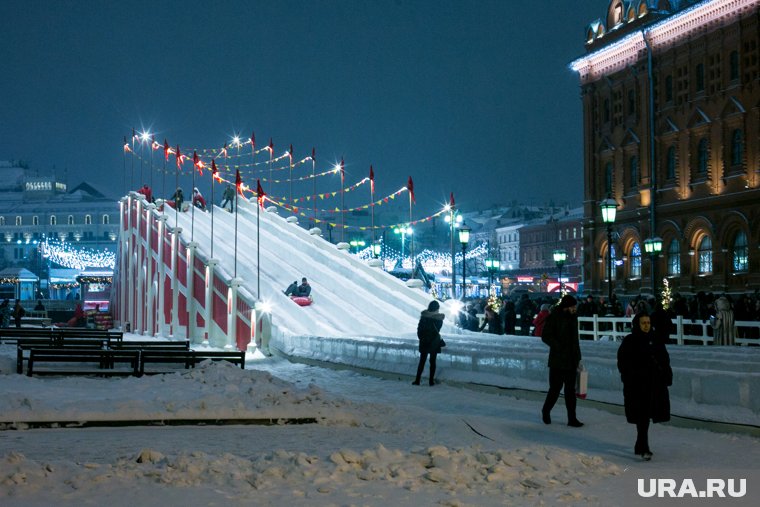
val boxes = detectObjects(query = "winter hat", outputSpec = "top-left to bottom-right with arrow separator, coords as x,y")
427,301 -> 440,312
558,295 -> 577,309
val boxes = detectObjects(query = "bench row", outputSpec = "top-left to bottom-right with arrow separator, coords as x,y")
23,347 -> 245,376
0,327 -> 124,345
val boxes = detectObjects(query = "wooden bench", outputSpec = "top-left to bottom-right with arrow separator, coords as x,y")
20,316 -> 53,327
27,348 -> 140,377
111,340 -> 190,351
0,327 -> 56,344
17,337 -> 112,374
58,328 -> 124,343
139,349 -> 245,375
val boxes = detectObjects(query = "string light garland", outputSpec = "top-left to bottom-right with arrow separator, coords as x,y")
41,239 -> 116,270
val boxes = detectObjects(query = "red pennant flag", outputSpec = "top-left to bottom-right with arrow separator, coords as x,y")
257,179 -> 266,208
289,144 -> 293,163
250,132 -> 256,156
311,147 -> 315,162
369,165 -> 375,194
123,136 -> 130,153
450,192 -> 455,208
221,142 -> 228,158
236,169 -> 243,195
164,139 -> 170,161
151,135 -> 159,150
212,159 -> 222,182
193,151 -> 204,175
407,176 -> 415,203
340,157 -> 345,180
176,145 -> 183,169
268,138 -> 274,155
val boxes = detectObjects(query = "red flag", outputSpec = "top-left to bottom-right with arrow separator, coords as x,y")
250,132 -> 256,155
221,142 -> 228,158
369,165 -> 375,194
450,192 -> 455,208
212,159 -> 222,182
123,136 -> 130,153
193,151 -> 204,175
289,144 -> 293,163
340,157 -> 345,180
257,179 -> 266,208
164,139 -> 169,161
311,147 -> 315,162
176,145 -> 183,169
407,176 -> 415,203
268,138 -> 274,156
236,169 -> 243,195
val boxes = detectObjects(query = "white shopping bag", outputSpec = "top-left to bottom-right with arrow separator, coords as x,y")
576,362 -> 588,399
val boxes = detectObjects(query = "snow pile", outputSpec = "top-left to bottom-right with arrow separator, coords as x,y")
0,359 -> 357,425
0,445 -> 621,506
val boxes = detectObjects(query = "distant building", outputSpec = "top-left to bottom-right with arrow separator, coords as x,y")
0,161 -> 119,293
572,0 -> 760,296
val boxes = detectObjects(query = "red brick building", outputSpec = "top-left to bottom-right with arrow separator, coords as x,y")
573,0 -> 760,296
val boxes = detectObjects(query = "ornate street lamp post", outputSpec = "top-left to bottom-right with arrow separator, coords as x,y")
458,222 -> 471,300
444,205 -> 462,298
485,258 -> 500,292
600,197 -> 618,312
643,236 -> 663,295
552,249 -> 567,295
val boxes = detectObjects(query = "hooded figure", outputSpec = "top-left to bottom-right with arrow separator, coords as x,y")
284,281 -> 298,297
221,185 -> 236,211
413,300 -> 445,386
171,187 -> 184,211
713,296 -> 735,346
540,294 -> 583,427
618,312 -> 672,460
532,303 -> 551,337
193,187 -> 207,210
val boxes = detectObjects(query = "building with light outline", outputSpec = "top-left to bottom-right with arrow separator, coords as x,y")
572,0 -> 760,297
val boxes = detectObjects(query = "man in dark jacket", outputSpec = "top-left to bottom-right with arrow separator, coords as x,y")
413,300 -> 445,386
296,278 -> 311,297
541,294 -> 583,427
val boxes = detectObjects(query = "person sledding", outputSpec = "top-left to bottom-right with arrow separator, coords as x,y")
283,281 -> 298,296
288,278 -> 313,306
192,187 -> 207,211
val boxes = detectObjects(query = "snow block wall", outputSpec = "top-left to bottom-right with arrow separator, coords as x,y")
271,332 -> 760,425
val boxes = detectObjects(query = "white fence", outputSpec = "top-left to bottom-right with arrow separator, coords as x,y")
578,315 -> 760,346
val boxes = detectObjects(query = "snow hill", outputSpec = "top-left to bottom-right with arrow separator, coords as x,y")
166,197 -> 455,339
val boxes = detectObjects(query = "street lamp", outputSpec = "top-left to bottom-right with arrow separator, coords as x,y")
349,239 -> 366,254
444,205 -> 462,298
485,258 -> 500,291
458,222 -> 471,300
393,225 -> 412,266
600,197 -> 618,312
552,249 -> 567,295
371,240 -> 381,259
643,236 -> 663,295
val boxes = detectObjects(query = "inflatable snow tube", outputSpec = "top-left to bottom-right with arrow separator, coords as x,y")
290,296 -> 313,307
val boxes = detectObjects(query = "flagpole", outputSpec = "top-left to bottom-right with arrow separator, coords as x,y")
210,159 -> 216,259
122,136 -> 127,197
150,136 -> 155,192
140,137 -> 144,188
268,138 -> 274,196
340,157 -> 345,243
162,140 -> 167,202
312,148 -> 316,225
370,165 -> 375,246
234,181 -> 239,278
130,129 -> 135,191
257,180 -> 261,299
175,145 -> 180,227
191,151 -> 197,242
289,144 -> 293,208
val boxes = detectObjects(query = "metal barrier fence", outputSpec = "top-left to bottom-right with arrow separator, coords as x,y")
577,315 -> 760,346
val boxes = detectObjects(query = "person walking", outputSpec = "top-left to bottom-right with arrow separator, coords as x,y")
12,299 -> 26,328
220,184 -> 236,212
540,294 -> 583,427
413,300 -> 445,386
617,312 -> 672,461
192,187 -> 207,210
170,187 -> 184,211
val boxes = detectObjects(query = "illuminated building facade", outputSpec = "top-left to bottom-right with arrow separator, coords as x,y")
573,0 -> 760,296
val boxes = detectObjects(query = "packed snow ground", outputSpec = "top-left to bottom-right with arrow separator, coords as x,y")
1,339 -> 759,506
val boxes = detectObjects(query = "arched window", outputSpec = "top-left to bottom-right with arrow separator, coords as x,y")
630,242 -> 641,278
50,215 -> 56,226
696,63 -> 705,92
697,138 -> 708,174
15,216 -> 22,226
698,236 -> 713,274
733,231 -> 748,272
731,129 -> 743,166
605,162 -> 613,193
85,215 -> 92,225
667,240 -> 680,275
730,50 -> 740,81
68,215 -> 74,225
102,214 -> 110,225
666,146 -> 676,180
629,156 -> 638,189
32,216 -> 39,226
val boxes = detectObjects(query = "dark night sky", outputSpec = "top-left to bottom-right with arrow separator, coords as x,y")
0,0 -> 609,216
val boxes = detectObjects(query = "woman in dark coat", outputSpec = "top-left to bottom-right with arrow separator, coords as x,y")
617,312 -> 673,461
413,300 -> 445,386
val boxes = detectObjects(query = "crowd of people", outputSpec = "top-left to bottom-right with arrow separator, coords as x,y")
136,183 -> 237,213
414,293 -> 674,461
